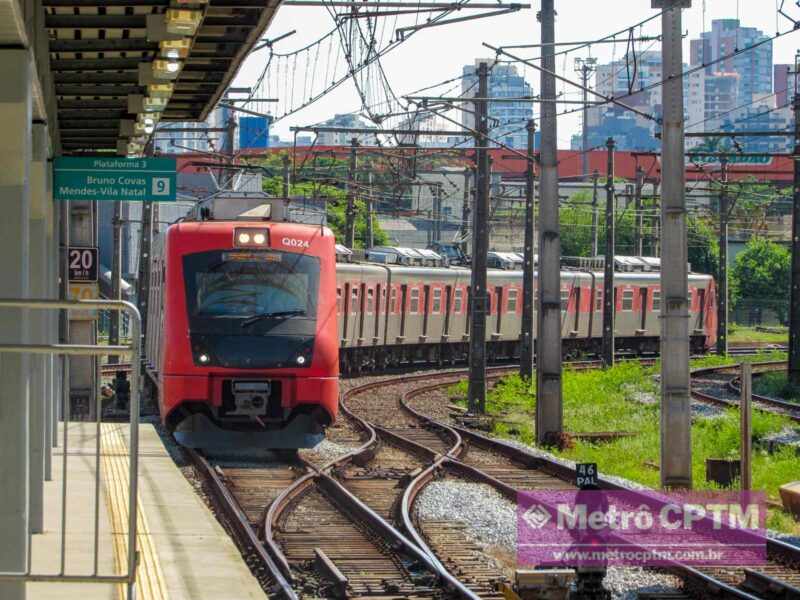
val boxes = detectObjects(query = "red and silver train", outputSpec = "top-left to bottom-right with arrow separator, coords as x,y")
144,212 -> 717,449
145,218 -> 340,449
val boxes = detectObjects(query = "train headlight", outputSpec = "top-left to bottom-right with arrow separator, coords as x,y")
198,353 -> 210,364
234,228 -> 269,247
296,355 -> 306,366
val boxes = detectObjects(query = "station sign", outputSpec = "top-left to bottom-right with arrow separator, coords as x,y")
68,246 -> 98,282
54,157 -> 177,202
68,282 -> 99,320
576,462 -> 599,489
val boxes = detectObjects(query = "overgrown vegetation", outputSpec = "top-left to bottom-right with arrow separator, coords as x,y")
256,151 -> 388,248
559,191 -> 719,275
450,351 -> 799,532
754,372 -> 800,403
731,236 -> 791,325
728,324 -> 788,345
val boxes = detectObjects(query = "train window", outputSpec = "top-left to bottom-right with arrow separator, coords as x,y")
454,288 -> 463,313
622,290 -> 634,311
652,290 -> 661,311
410,288 -> 420,314
366,288 -> 375,314
351,287 -> 359,313
390,287 -> 398,313
560,289 -> 569,311
432,288 -> 442,313
336,288 -> 343,314
507,288 -> 518,313
595,289 -> 602,311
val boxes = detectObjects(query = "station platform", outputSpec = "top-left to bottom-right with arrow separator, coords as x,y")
27,422 -> 265,600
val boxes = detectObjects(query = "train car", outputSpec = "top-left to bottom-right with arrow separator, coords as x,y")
335,252 -> 717,373
146,216 -> 339,449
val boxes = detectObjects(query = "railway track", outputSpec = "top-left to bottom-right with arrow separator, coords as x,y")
182,352 -> 796,599
399,369 -> 800,600
691,361 -> 800,422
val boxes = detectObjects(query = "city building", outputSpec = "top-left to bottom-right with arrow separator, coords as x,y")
461,60 -> 534,149
313,113 -> 379,146
153,104 -> 237,155
691,19 -> 773,106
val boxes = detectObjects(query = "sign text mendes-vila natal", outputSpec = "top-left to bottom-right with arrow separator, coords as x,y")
54,157 -> 177,202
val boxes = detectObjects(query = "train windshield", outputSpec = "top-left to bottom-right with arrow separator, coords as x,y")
183,250 -> 320,322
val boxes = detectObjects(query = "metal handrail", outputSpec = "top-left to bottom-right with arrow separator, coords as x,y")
0,298 -> 141,600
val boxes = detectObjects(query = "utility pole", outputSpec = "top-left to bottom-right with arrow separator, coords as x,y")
461,168 -> 471,256
136,200 -> 154,353
467,61 -> 490,415
657,0 -> 692,489
790,53 -> 800,385
717,157 -> 729,356
366,171 -> 374,248
536,0 -> 563,445
575,57 -> 598,180
282,153 -> 291,198
345,138 -> 358,248
433,183 -> 442,243
108,201 -> 122,364
591,169 -> 599,256
520,119 -> 537,380
602,138 -> 616,369
634,165 -> 644,256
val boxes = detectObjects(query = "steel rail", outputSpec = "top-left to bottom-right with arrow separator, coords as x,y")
398,370 -> 800,600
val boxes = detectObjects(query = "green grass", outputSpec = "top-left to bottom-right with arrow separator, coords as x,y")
728,324 -> 788,345
451,353 -> 799,533
754,372 -> 800,403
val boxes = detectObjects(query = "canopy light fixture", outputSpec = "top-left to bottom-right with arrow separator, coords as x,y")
148,82 -> 175,98
160,38 -> 192,59
165,9 -> 203,35
151,59 -> 183,80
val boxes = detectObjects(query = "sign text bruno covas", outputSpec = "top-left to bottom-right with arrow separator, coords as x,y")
54,157 -> 177,202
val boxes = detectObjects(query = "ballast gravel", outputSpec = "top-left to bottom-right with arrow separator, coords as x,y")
299,439 -> 359,464
414,479 -> 683,599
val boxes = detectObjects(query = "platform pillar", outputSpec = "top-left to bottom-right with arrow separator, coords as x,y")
0,48 -> 33,600
28,122 -> 48,533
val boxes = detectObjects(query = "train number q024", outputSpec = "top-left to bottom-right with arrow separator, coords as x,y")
282,237 -> 310,248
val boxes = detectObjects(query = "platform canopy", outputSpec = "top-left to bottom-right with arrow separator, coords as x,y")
42,0 -> 279,155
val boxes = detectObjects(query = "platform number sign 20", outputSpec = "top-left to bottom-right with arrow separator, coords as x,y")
576,463 -> 599,489
68,247 -> 98,282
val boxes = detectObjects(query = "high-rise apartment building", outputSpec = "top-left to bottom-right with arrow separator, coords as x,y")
461,60 -> 533,149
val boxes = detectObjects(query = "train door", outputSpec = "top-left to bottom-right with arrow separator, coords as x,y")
422,285 -> 431,340
358,283 -> 367,343
444,285 -> 452,339
572,286 -> 581,335
696,288 -> 706,333
465,286 -> 471,336
494,286 -> 504,338
399,284 -> 408,341
373,284 -> 381,343
639,287 -> 648,332
342,282 -> 351,344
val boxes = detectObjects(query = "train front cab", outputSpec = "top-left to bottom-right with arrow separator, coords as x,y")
159,221 -> 339,449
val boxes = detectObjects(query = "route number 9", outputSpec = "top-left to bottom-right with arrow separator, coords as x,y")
152,177 -> 170,196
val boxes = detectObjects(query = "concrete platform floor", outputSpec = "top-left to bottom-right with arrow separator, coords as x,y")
27,422 -> 265,600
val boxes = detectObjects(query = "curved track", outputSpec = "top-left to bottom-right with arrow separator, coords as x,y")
183,351 -> 798,599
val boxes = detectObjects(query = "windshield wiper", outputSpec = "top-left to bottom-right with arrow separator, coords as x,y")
240,310 -> 305,328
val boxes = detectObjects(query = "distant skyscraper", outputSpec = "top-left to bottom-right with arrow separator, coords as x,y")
692,19 -> 772,105
461,60 -> 533,149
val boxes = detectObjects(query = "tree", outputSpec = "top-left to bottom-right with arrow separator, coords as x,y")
731,237 -> 790,324
261,170 -> 387,249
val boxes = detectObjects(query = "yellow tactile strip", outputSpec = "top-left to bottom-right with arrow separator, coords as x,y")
100,423 -> 170,600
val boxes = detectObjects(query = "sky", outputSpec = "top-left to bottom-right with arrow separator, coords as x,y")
232,0 -> 800,148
